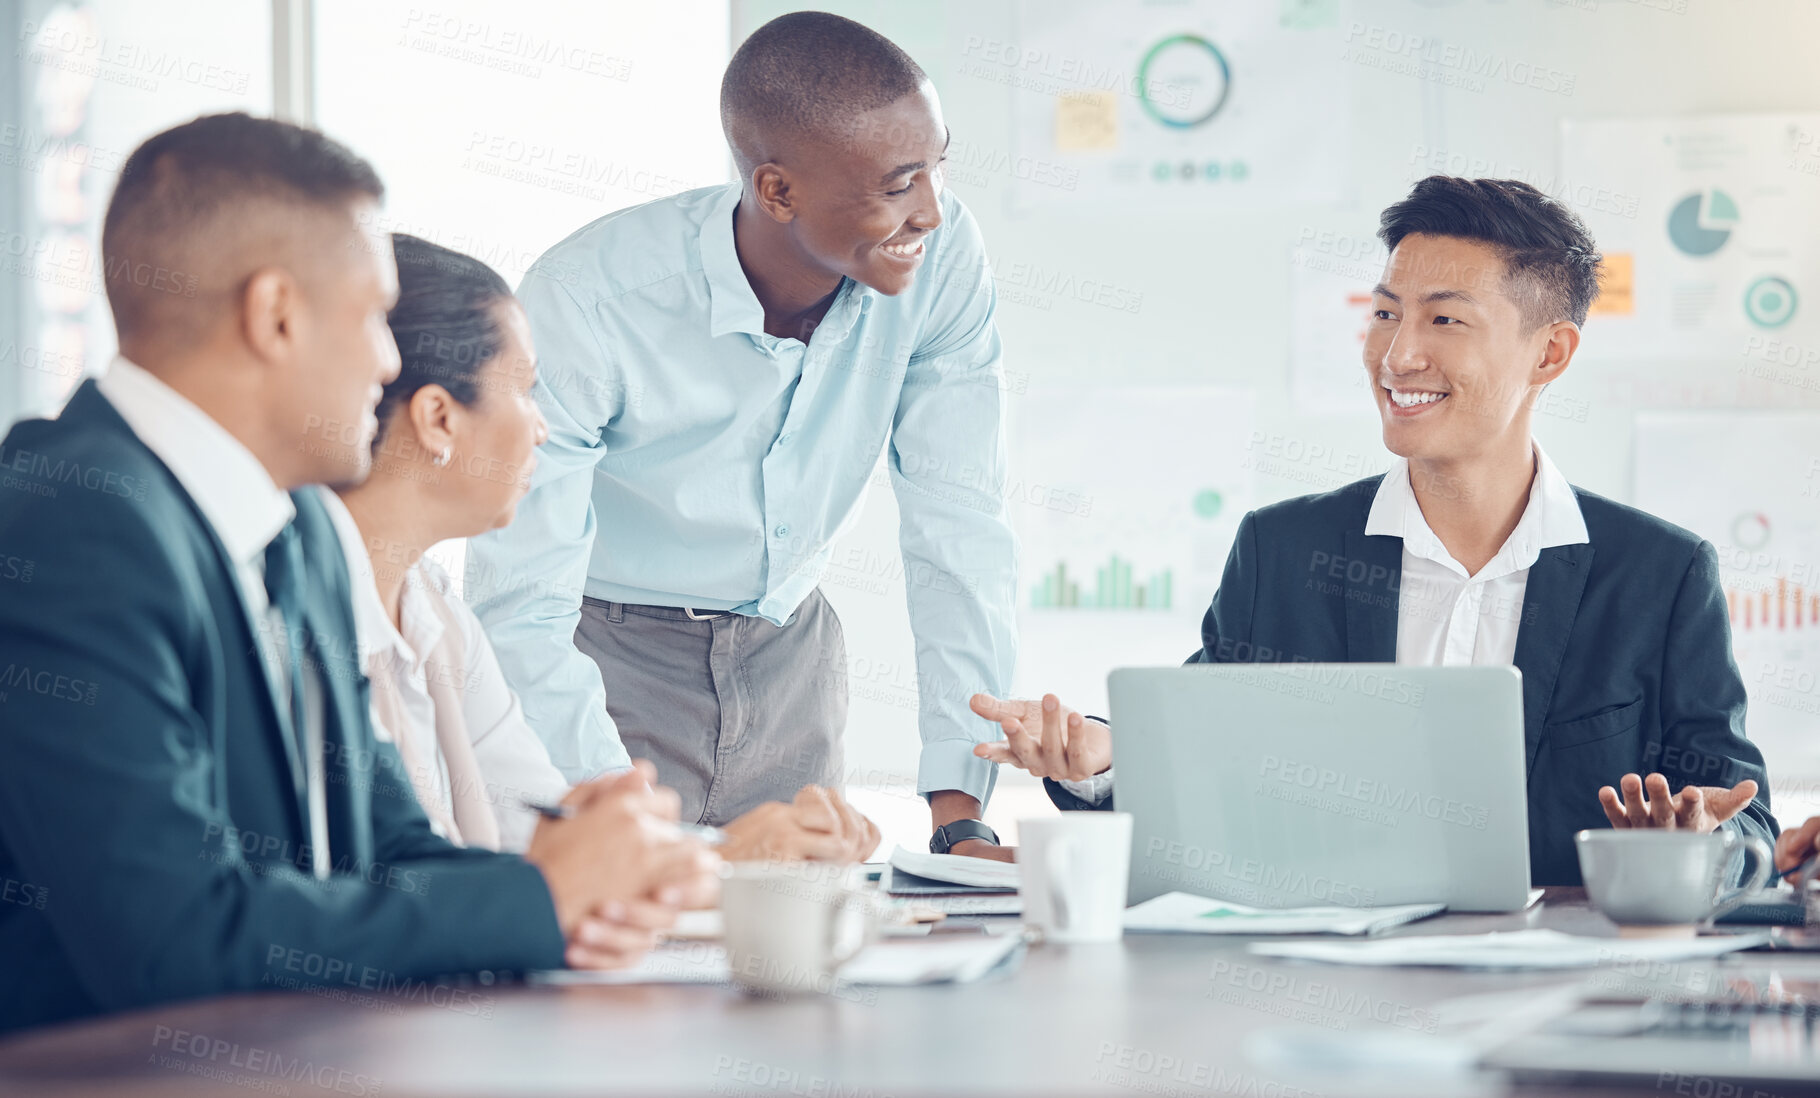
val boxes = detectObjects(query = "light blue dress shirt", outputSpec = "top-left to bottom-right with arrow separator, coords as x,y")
467,182 -> 1018,805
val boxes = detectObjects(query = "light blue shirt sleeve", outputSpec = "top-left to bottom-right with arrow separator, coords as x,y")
465,266 -> 630,783
889,201 -> 1020,805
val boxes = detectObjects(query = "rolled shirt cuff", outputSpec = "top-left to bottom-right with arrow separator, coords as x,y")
917,738 -> 1000,807
1059,767 -> 1116,806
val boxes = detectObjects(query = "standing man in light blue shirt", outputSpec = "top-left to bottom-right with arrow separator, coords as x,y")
468,12 -> 1018,859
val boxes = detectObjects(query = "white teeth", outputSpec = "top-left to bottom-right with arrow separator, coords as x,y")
882,241 -> 922,257
1389,389 -> 1447,408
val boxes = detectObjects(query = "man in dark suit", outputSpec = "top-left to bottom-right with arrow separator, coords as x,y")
968,177 -> 1775,886
0,113 -> 717,1033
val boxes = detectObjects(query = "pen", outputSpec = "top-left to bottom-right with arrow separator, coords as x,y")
521,799 -> 728,846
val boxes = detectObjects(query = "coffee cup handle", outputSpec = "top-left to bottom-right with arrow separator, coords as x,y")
1707,835 -> 1773,921
1045,835 -> 1078,933
826,888 -> 876,969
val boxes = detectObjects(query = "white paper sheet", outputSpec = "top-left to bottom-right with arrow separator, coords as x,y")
1249,928 -> 1770,970
1633,411 -> 1820,787
1125,892 -> 1444,935
528,933 -> 1024,987
1560,114 -> 1820,361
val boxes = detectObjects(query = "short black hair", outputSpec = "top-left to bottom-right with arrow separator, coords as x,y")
102,111 -> 383,345
372,233 -> 514,450
720,11 -> 928,173
1377,176 -> 1603,329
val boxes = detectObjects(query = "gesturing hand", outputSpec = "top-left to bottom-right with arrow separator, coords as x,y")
1597,772 -> 1758,833
968,692 -> 1111,783
1775,815 -> 1820,875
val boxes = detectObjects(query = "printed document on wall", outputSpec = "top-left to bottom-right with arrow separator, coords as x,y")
996,0 -> 1350,211
1008,386 -> 1254,716
1562,115 -> 1820,360
1633,412 -> 1820,782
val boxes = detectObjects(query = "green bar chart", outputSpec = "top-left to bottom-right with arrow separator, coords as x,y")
1031,555 -> 1173,611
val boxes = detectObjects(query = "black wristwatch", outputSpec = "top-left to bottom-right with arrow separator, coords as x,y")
930,819 -> 1000,854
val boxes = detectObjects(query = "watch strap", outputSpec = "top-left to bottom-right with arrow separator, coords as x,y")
930,819 -> 1000,854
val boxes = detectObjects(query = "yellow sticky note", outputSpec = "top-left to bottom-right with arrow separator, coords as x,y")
1590,252 -> 1634,316
1056,90 -> 1118,152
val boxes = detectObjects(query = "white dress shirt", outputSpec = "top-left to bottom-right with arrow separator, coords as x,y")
1060,442 -> 1590,806
1371,443 -> 1589,666
97,357 -> 330,875
320,490 -> 568,852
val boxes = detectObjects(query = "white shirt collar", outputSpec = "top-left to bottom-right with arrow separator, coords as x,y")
96,356 -> 294,569
1364,441 -> 1589,579
318,487 -> 443,674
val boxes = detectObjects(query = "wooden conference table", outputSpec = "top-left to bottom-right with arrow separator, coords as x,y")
1,888 -> 1814,1098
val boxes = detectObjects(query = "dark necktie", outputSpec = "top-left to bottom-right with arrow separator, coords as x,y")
263,521 -> 328,878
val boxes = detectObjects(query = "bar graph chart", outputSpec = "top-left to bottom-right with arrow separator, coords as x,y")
1636,412 -> 1820,784
1009,384 -> 1254,715
1727,578 -> 1820,631
1030,556 -> 1174,611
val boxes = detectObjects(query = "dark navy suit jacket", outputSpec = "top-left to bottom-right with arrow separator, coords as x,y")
0,382 -> 564,1032
1046,475 -> 1777,886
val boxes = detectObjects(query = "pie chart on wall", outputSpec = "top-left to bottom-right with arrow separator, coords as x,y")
1666,189 -> 1739,257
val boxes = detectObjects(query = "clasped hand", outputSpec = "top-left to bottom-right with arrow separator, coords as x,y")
525,763 -> 882,971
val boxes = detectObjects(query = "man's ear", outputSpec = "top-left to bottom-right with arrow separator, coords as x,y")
1534,320 -> 1580,385
241,266 -> 296,365
750,163 -> 796,224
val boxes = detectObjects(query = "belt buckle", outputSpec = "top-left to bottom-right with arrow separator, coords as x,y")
683,606 -> 721,621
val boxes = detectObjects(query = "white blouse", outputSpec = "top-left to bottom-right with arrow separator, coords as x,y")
319,489 -> 568,852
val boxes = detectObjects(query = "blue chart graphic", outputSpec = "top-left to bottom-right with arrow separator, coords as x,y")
1136,34 -> 1232,129
1666,190 -> 1738,257
1745,276 -> 1798,328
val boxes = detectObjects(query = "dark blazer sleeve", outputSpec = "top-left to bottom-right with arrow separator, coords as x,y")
1044,512 -> 1264,813
0,489 -> 563,1016
1187,510 -> 1260,666
1655,540 -> 1777,848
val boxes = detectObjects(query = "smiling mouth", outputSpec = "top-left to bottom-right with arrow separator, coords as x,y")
1386,388 -> 1449,409
879,239 -> 925,260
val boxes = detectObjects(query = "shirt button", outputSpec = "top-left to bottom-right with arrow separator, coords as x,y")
778,432 -> 793,444
774,525 -> 790,538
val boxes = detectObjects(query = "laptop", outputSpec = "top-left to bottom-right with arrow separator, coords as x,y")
1108,664 -> 1532,913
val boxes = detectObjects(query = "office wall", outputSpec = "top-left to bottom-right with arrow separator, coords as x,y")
310,0 -> 732,583
721,0 -> 1820,816
2,0 -> 271,426
314,0 -> 730,296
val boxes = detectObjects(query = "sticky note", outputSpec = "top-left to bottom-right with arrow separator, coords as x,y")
1591,251 -> 1634,316
1056,90 -> 1118,152
1281,0 -> 1340,29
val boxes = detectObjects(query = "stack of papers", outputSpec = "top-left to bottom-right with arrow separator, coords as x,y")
530,932 -> 1024,988
885,847 -> 1020,892
1124,892 -> 1445,936
883,847 -> 1022,914
1249,928 -> 1772,970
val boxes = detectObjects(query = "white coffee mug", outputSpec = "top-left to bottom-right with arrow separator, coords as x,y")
721,862 -> 879,995
1018,813 -> 1133,943
1575,829 -> 1773,926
